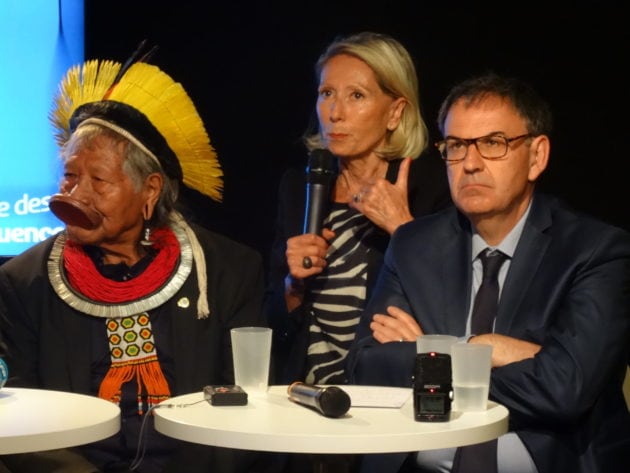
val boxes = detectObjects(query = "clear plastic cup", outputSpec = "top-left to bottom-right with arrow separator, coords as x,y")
230,327 -> 272,396
451,343 -> 493,411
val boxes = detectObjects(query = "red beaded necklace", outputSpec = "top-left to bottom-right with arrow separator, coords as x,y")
63,228 -> 180,302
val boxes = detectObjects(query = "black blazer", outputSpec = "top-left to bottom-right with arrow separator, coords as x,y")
264,152 -> 452,384
0,223 -> 266,472
348,193 -> 630,473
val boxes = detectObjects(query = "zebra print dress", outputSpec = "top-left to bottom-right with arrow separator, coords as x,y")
303,202 -> 375,384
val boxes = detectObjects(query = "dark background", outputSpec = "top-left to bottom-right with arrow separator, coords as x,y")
84,2 -> 628,269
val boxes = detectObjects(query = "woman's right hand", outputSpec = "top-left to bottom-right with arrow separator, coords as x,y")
285,228 -> 335,279
283,228 -> 334,312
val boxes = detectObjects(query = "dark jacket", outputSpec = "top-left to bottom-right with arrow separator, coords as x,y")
348,193 -> 630,473
0,223 -> 266,473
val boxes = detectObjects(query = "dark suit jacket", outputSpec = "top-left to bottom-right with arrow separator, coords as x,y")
264,152 -> 452,384
348,193 -> 630,473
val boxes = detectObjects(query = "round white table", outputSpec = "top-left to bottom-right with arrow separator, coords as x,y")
0,387 -> 121,454
154,385 -> 508,454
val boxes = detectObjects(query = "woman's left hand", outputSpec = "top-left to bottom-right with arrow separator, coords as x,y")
350,157 -> 413,235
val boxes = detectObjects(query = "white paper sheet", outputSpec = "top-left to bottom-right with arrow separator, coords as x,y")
339,385 -> 412,408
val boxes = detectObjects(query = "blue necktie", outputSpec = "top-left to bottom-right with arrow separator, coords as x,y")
452,249 -> 507,473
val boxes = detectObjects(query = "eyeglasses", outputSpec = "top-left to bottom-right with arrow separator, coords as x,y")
435,133 -> 532,163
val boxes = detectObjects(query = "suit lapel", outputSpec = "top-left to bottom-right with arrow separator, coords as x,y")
443,211 -> 473,336
62,307 -> 94,391
496,196 -> 552,333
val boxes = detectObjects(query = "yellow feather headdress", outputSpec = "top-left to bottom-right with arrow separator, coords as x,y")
50,58 -> 223,202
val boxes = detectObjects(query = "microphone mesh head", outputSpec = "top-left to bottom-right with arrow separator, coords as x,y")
319,386 -> 351,417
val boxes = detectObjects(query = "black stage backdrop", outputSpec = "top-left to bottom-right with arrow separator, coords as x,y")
84,2 -> 629,271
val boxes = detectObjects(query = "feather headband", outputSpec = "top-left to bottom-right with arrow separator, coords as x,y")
50,58 -> 223,202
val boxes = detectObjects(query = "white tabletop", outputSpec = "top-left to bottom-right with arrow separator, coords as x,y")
0,387 -> 121,454
154,385 -> 509,454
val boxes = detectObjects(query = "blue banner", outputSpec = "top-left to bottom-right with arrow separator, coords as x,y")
0,0 -> 84,256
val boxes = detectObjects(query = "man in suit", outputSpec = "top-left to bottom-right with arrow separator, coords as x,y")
347,72 -> 630,473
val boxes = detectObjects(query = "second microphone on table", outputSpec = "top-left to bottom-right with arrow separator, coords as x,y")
287,382 -> 351,418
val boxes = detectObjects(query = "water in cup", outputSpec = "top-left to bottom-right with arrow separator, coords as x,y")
451,343 -> 492,411
452,383 -> 489,411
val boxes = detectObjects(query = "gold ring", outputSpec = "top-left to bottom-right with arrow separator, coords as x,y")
302,256 -> 313,269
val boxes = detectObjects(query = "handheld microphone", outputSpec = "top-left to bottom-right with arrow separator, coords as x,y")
287,381 -> 351,418
303,149 -> 337,235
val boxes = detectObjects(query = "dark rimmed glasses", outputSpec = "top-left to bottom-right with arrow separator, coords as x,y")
436,133 -> 532,163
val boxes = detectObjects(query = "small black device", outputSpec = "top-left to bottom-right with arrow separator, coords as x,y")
203,385 -> 248,406
413,352 -> 452,422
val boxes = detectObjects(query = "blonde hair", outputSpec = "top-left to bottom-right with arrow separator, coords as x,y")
304,32 -> 428,160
